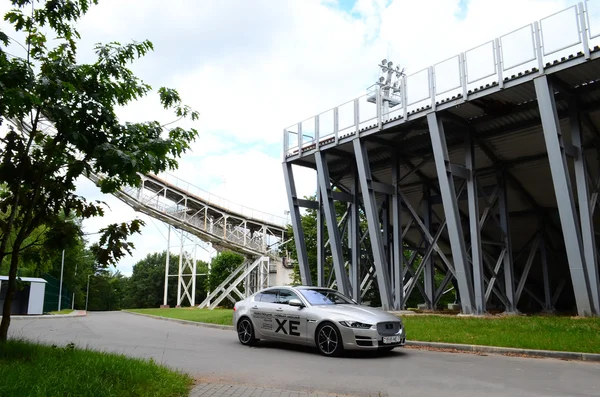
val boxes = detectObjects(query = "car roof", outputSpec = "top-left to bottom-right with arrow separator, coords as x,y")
258,285 -> 337,292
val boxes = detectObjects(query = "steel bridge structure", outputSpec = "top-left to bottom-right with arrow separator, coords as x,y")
283,1 -> 600,316
88,171 -> 291,308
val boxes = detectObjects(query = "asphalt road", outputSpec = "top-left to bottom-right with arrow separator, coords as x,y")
8,312 -> 600,397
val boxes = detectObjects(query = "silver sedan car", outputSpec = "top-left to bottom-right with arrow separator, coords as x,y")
232,285 -> 406,356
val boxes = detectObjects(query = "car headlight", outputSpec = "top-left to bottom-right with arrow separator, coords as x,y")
339,320 -> 372,329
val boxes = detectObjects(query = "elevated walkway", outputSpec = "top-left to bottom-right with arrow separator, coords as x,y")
90,172 -> 288,258
87,172 -> 293,308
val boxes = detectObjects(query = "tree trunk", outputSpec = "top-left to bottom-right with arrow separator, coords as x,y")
0,245 -> 22,342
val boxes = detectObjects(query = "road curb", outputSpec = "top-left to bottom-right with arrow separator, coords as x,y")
122,310 -> 235,331
404,340 -> 600,362
121,311 -> 600,363
10,310 -> 87,320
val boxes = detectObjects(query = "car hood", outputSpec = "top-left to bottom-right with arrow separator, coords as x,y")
315,304 -> 401,323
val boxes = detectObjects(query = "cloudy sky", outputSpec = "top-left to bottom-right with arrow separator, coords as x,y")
1,0 -> 587,275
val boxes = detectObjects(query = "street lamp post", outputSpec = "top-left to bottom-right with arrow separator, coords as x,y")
85,274 -> 91,312
58,249 -> 65,311
71,262 -> 78,310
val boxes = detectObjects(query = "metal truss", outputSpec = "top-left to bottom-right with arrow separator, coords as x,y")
197,256 -> 270,310
93,172 -> 287,259
284,111 -> 589,315
160,225 -> 212,307
534,75 -> 599,316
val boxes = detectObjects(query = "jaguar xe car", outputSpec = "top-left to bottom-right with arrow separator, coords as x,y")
232,285 -> 406,356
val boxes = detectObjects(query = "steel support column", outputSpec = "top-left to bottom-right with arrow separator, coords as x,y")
392,153 -> 404,310
422,188 -> 435,309
282,162 -> 312,286
534,75 -> 594,316
315,151 -> 351,296
539,229 -> 554,312
353,138 -> 393,310
570,97 -> 600,314
498,170 -> 517,313
466,131 -> 485,314
317,183 -> 325,287
351,168 -> 361,301
427,112 -> 475,314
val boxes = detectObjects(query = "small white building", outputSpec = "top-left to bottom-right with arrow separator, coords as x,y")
0,276 -> 47,315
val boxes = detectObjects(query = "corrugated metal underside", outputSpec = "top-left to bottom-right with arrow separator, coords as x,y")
288,55 -> 600,297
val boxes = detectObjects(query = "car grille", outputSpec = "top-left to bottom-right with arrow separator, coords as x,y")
377,321 -> 401,336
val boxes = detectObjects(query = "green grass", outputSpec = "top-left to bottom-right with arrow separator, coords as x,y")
402,315 -> 600,354
0,338 -> 194,397
127,308 -> 600,354
127,307 -> 233,325
49,309 -> 74,315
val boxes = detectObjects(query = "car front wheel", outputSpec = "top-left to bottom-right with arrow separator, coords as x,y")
237,317 -> 258,346
316,322 -> 343,357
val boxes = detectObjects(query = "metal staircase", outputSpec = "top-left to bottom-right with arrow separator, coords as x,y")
197,256 -> 270,309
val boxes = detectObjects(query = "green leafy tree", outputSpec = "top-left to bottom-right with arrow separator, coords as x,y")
205,250 -> 245,308
124,250 -> 208,308
0,1 -> 199,341
86,269 -> 128,311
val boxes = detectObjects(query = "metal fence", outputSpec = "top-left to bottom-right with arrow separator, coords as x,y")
41,273 -> 72,313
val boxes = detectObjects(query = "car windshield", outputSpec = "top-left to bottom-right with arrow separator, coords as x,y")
298,288 -> 355,305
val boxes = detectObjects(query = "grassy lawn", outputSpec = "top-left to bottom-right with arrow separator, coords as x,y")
0,338 -> 193,397
403,315 -> 600,353
127,308 -> 600,354
49,309 -> 74,315
127,307 -> 233,325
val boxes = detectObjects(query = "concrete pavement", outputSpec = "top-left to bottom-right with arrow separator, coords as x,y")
8,311 -> 600,397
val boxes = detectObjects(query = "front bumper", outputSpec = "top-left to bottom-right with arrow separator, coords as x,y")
338,322 -> 406,350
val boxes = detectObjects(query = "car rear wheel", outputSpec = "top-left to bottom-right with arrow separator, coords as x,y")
316,322 -> 343,357
237,317 -> 258,346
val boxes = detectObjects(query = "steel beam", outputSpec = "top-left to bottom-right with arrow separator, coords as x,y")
317,183 -> 325,287
570,97 -> 600,314
392,153 -> 404,310
315,151 -> 351,296
351,170 -> 361,302
427,112 -> 475,314
282,162 -> 312,286
422,188 -> 436,309
498,170 -> 517,313
353,138 -> 393,310
539,230 -> 554,312
534,75 -> 594,316
466,131 -> 485,314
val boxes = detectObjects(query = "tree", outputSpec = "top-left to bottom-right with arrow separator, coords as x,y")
124,250 -> 208,309
86,269 -> 128,311
0,1 -> 199,341
205,250 -> 244,308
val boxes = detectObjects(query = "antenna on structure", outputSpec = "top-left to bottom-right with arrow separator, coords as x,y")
368,58 -> 405,117
378,58 -> 404,100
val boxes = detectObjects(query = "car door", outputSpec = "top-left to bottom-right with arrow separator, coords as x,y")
270,289 -> 308,343
249,289 -> 279,338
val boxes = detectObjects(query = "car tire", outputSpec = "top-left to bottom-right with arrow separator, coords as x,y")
237,317 -> 258,346
315,322 -> 343,357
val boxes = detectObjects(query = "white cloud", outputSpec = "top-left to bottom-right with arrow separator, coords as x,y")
1,0 -> 582,276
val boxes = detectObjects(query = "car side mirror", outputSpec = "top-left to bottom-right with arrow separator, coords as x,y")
289,298 -> 304,308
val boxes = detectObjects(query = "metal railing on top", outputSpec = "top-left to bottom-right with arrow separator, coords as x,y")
148,172 -> 289,229
283,1 -> 600,158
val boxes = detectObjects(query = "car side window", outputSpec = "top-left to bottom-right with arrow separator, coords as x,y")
259,289 -> 278,303
277,289 -> 300,304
